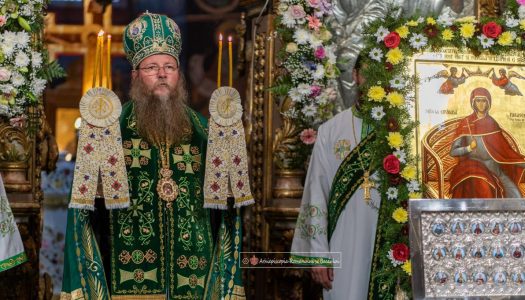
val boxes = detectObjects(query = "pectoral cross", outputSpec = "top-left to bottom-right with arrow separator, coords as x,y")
360,171 -> 374,204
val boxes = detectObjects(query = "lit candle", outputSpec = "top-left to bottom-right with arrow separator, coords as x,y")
98,31 -> 105,88
217,33 -> 223,88
93,31 -> 103,88
107,35 -> 112,89
228,35 -> 232,87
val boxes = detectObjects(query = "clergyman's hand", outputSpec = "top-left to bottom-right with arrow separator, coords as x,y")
311,267 -> 333,290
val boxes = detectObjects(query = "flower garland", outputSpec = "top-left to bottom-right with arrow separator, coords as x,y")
273,0 -> 340,166
360,1 -> 525,297
0,0 -> 56,121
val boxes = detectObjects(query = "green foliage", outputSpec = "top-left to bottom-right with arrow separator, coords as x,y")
42,60 -> 67,82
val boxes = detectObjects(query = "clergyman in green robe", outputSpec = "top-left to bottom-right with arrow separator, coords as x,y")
61,12 -> 245,300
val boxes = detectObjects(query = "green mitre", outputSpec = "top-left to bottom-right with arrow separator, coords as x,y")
123,12 -> 182,68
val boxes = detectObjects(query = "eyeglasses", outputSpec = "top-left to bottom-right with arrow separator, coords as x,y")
137,64 -> 178,75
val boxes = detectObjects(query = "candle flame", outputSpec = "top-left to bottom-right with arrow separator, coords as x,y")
98,30 -> 104,37
107,34 -> 112,39
219,33 -> 223,41
228,36 -> 232,42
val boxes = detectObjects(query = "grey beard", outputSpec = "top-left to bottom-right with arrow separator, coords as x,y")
129,76 -> 192,146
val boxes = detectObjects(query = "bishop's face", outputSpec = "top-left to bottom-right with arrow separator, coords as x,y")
132,54 -> 180,100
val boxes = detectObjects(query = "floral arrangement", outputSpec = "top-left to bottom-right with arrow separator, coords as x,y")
0,0 -> 64,123
273,0 -> 340,167
359,1 -> 525,297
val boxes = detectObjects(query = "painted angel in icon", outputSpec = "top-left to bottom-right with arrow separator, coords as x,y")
489,68 -> 525,96
429,67 -> 469,94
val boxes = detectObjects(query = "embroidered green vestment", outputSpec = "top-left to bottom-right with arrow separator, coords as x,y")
62,102 -> 245,300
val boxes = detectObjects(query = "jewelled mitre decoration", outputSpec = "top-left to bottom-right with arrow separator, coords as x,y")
204,86 -> 254,209
70,87 -> 130,210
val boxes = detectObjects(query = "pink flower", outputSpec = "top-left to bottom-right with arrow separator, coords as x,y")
300,128 -> 317,145
308,0 -> 321,8
0,68 -> 11,82
518,0 -> 525,5
9,116 -> 27,128
310,85 -> 322,97
0,15 -> 6,27
314,46 -> 326,59
307,15 -> 321,31
288,5 -> 306,19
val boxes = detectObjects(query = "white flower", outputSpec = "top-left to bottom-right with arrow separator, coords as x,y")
417,17 -> 424,23
519,6 -> 525,19
0,84 -> 15,94
371,106 -> 385,120
281,12 -> 296,28
390,76 -> 405,89
478,34 -> 494,49
506,18 -> 519,28
375,26 -> 389,42
32,77 -> 47,97
301,103 -> 317,117
309,35 -> 323,49
0,104 -> 8,117
294,28 -> 310,45
386,187 -> 398,200
283,107 -> 298,118
20,4 -> 34,17
297,83 -> 311,95
1,31 -> 18,57
17,31 -> 30,50
387,249 -> 404,266
393,149 -> 406,163
11,72 -> 25,87
324,45 -> 337,64
288,88 -> 303,102
15,52 -> 30,68
312,64 -> 325,80
437,14 -> 454,26
369,48 -> 383,62
31,51 -> 43,69
409,33 -> 428,50
407,180 -> 420,193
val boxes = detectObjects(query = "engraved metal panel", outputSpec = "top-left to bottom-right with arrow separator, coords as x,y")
410,199 -> 525,299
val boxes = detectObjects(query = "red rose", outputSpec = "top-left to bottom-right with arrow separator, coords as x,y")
383,154 -> 400,174
482,22 -> 502,38
384,32 -> 401,49
392,243 -> 410,262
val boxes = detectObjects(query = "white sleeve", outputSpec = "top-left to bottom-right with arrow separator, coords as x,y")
291,126 -> 333,262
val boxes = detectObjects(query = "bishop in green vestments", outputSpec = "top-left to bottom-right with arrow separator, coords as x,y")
61,13 -> 245,300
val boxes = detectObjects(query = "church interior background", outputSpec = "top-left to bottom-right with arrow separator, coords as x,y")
0,0 -> 508,299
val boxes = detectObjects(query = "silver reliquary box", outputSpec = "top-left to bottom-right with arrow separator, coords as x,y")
409,199 -> 525,299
